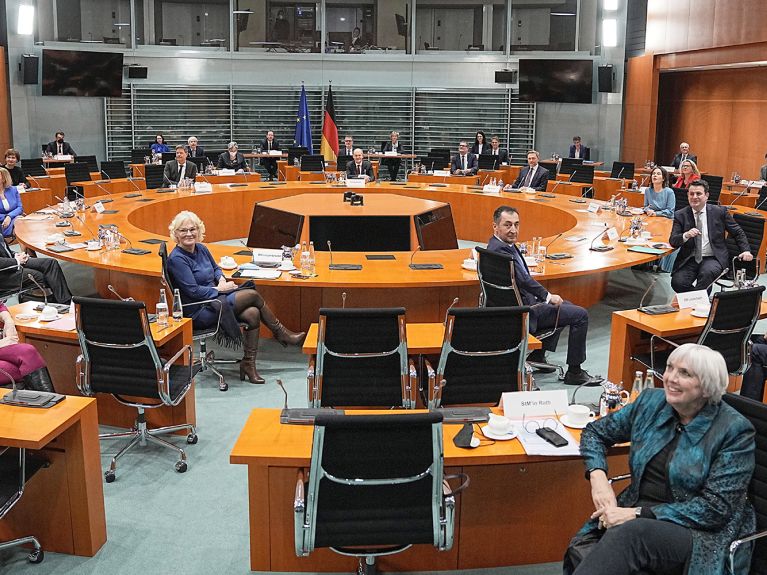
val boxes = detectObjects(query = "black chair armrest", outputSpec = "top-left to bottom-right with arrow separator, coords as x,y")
650,334 -> 680,374
407,359 -> 417,408
729,528 -> 767,572
307,359 -> 317,407
159,344 -> 194,404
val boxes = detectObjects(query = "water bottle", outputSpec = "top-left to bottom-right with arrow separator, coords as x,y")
630,370 -> 643,402
172,289 -> 183,322
308,241 -> 316,276
643,372 -> 654,393
157,289 -> 169,327
300,241 -> 310,276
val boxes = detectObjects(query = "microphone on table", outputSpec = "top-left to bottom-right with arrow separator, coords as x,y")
614,166 -> 625,180
549,171 -> 575,195
408,245 -> 443,270
543,232 -> 569,259
637,277 -> 660,310
701,268 -> 729,293
277,378 -> 289,411
327,240 -> 362,270
125,173 -> 145,195
107,284 -> 134,301
637,174 -> 649,188
726,181 -> 751,209
27,273 -> 48,307
589,225 -> 615,252
580,185 -> 594,198
53,195 -> 74,218
754,188 -> 767,211
90,179 -> 113,201
443,297 -> 459,326
74,213 -> 99,241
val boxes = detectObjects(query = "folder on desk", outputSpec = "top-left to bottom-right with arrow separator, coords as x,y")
627,245 -> 666,255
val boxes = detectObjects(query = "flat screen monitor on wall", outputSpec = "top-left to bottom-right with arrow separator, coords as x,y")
42,50 -> 124,97
518,59 -> 593,104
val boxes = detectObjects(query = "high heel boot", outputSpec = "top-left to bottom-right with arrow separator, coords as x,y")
259,303 -> 306,347
21,367 -> 55,393
239,329 -> 266,384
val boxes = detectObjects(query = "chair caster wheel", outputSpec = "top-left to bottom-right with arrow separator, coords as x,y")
219,381 -> 228,392
175,460 -> 188,473
28,549 -> 44,564
186,433 -> 198,445
104,470 -> 116,483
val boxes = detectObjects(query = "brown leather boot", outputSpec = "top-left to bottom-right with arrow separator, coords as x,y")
239,329 -> 265,384
259,303 -> 306,347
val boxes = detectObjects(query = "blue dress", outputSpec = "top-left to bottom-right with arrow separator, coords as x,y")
151,143 -> 170,154
0,186 -> 23,237
167,243 -> 225,329
577,388 -> 755,575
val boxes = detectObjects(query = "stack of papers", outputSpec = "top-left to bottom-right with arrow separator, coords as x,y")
512,417 -> 581,456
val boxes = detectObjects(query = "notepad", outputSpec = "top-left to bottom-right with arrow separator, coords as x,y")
627,246 -> 666,255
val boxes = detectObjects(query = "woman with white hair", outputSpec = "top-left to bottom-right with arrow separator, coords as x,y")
216,141 -> 248,172
565,343 -> 756,575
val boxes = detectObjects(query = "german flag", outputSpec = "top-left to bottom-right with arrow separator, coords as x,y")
320,84 -> 339,162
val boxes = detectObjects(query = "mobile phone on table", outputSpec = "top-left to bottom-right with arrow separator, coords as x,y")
536,427 -> 568,447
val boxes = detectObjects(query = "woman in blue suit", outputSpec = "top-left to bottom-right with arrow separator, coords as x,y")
151,133 -> 170,155
0,167 -> 23,239
566,343 -> 756,575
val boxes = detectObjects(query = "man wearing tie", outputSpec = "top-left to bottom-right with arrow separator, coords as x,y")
260,130 -> 280,181
489,136 -> 509,165
512,150 -> 549,191
671,141 -> 698,170
487,206 -> 602,386
45,131 -> 75,157
346,148 -> 375,182
185,136 -> 205,158
669,180 -> 752,293
0,240 -> 72,304
163,145 -> 198,187
450,141 -> 478,175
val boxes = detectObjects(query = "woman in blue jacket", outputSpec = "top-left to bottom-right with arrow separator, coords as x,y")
150,133 -> 170,155
566,343 -> 755,575
0,167 -> 24,238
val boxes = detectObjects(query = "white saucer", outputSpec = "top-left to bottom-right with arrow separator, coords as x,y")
38,314 -> 62,322
219,263 -> 238,270
86,245 -> 101,251
624,237 -> 645,245
630,208 -> 645,215
480,425 -> 518,441
690,309 -> 710,318
559,414 -> 593,429
462,261 -> 478,271
279,264 -> 297,272
14,313 -> 38,321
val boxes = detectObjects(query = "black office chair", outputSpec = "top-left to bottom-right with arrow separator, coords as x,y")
294,412 -> 462,575
76,155 -> 99,173
40,144 -> 47,156
336,154 -> 352,173
673,187 -> 689,211
701,174 -> 724,204
755,185 -> 767,211
477,154 -> 500,170
0,446 -> 46,564
188,156 -> 205,172
74,296 -> 199,482
130,148 -> 151,164
560,157 -> 584,175
717,212 -> 764,289
722,393 -> 767,574
633,285 -> 765,380
300,154 -> 325,172
144,164 -> 165,189
287,146 -> 308,165
19,159 -> 47,177
570,164 -> 595,184
308,308 -> 417,409
161,152 -> 176,164
610,161 -> 635,180
64,162 -> 92,200
159,241 -> 235,392
424,307 -> 529,408
539,160 -> 559,177
476,246 -> 565,379
99,160 -> 127,180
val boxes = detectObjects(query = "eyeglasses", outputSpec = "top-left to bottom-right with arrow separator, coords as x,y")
177,227 -> 198,235
522,412 -> 560,434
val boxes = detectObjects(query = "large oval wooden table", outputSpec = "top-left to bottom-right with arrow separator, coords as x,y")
14,181 -> 678,333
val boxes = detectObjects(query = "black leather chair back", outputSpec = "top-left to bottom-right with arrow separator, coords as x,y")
673,187 -> 689,211
76,155 -> 99,173
701,174 -> 723,204
723,213 -> 765,279
476,246 -> 522,308
64,162 -> 92,185
100,160 -> 126,180
145,164 -> 165,189
19,159 -> 47,177
130,148 -> 151,164
301,154 -> 325,172
571,164 -> 594,184
610,161 -> 635,180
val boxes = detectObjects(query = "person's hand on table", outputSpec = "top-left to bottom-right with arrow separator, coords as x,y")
645,208 -> 656,217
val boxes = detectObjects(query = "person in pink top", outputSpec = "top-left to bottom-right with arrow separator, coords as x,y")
0,302 -> 53,391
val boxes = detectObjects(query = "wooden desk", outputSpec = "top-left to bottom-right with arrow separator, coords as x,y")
608,301 -> 767,388
408,173 -> 479,186
230,408 -> 628,571
18,187 -> 55,214
76,177 -> 146,197
28,174 -> 67,199
10,302 -> 196,431
0,390 -> 106,556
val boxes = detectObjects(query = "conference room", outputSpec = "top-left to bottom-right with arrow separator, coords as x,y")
2,1 -> 767,574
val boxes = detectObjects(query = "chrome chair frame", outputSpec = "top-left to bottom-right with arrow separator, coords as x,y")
0,446 -> 44,563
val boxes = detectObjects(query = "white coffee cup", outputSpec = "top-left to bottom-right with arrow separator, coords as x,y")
220,256 -> 236,268
87,240 -> 101,251
487,413 -> 513,435
693,304 -> 710,316
641,231 -> 652,239
40,305 -> 58,321
566,404 -> 596,426
463,258 -> 477,270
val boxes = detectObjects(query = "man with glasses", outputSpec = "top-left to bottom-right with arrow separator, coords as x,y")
671,141 -> 697,169
450,141 -> 478,176
260,130 -> 280,181
163,145 -> 198,187
512,150 -> 549,191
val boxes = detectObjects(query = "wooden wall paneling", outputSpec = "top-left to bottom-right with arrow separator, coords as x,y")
621,55 -> 657,166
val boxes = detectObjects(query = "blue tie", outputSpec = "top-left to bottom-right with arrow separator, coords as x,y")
511,245 -> 531,278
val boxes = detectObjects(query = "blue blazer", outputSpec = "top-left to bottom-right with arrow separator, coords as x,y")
512,165 -> 550,191
579,388 -> 755,575
167,243 -> 223,329
0,186 -> 23,237
568,144 -> 590,161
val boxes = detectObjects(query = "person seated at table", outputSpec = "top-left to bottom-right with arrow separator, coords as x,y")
741,335 -> 767,401
341,134 -> 355,158
167,211 -> 306,384
669,179 -> 752,293
512,150 -> 549,191
450,141 -> 478,176
260,130 -> 280,181
488,205 -> 602,386
0,232 -> 72,304
151,133 -> 170,155
346,148 -> 375,182
185,136 -> 205,158
163,145 -> 198,187
671,141 -> 697,170
672,158 -> 701,189
471,131 -> 489,156
45,131 -> 76,157
488,136 -> 509,165
569,136 -> 590,160
381,131 -> 406,181
217,142 -> 248,172
644,166 -> 675,218
0,168 -> 23,241
565,343 -> 756,575
2,149 -> 28,188
0,302 -> 54,392
760,152 -> 767,181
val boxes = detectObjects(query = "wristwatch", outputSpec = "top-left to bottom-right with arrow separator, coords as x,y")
635,507 -> 642,518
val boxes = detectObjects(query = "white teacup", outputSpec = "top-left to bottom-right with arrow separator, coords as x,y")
220,256 -> 236,268
40,305 -> 58,321
641,231 -> 652,239
86,240 -> 101,251
693,304 -> 710,316
463,258 -> 477,270
487,413 -> 513,435
566,404 -> 596,426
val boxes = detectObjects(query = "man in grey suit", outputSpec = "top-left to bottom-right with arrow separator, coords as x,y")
670,141 -> 698,169
163,145 -> 198,186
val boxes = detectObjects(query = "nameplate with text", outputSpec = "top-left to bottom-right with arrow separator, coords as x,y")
93,201 -> 105,214
502,390 -> 569,419
675,290 -> 709,310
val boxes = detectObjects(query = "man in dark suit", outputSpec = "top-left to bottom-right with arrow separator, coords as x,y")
0,240 -> 72,304
671,141 -> 697,169
260,130 -> 280,181
669,179 -> 752,293
381,131 -> 406,181
512,150 -> 550,191
568,136 -> 590,161
488,136 -> 509,165
341,135 -> 355,158
450,141 -> 478,175
346,148 -> 375,182
45,131 -> 75,157
185,136 -> 205,158
488,205 -> 602,386
163,145 -> 198,187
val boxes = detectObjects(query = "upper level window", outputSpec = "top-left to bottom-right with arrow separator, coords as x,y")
324,1 -> 409,55
415,0 -> 506,53
36,0 -> 134,48
236,2 -> 320,53
510,0 -> 578,52
137,0 -> 230,48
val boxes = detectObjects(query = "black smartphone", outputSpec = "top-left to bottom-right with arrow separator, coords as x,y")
536,427 -> 568,447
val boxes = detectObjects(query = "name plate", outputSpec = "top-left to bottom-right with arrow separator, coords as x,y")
433,170 -> 450,177
384,150 -> 397,156
482,184 -> 501,194
587,202 -> 602,213
193,182 -> 213,193
676,289 -> 709,310
93,201 -> 105,214
268,149 -> 282,156
346,178 -> 366,188
502,390 -> 569,419
606,227 -> 619,241
218,168 -> 235,175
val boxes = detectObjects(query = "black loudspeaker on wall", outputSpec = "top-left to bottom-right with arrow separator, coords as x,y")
598,65 -> 614,93
21,54 -> 39,85
127,66 -> 148,79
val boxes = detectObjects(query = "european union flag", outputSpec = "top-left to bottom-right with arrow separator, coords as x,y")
294,85 -> 313,154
